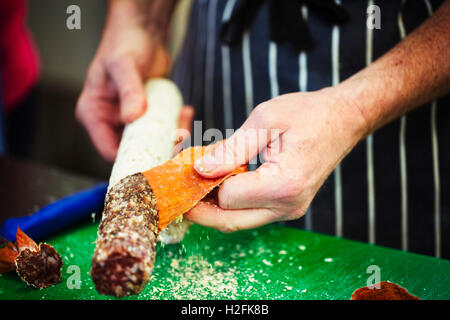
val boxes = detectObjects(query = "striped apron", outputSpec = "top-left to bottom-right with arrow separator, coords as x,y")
171,0 -> 450,259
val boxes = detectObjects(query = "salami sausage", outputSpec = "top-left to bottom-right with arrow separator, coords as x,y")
91,173 -> 159,297
90,80 -> 246,297
90,79 -> 182,297
107,79 -> 190,243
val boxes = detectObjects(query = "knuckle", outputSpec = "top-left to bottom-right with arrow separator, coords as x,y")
222,139 -> 239,164
218,220 -> 239,234
105,52 -> 132,74
284,207 -> 307,221
255,101 -> 271,113
251,102 -> 273,127
86,60 -> 103,82
75,96 -> 88,123
121,86 -> 141,99
250,101 -> 287,132
75,108 -> 83,124
119,86 -> 134,98
106,52 -> 126,66
295,207 -> 308,219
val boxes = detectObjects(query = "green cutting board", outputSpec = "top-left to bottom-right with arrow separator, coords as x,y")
1,218 -> 449,300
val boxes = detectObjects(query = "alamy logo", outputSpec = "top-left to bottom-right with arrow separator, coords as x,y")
66,5 -> 81,30
367,5 -> 381,30
366,265 -> 381,289
66,265 -> 81,289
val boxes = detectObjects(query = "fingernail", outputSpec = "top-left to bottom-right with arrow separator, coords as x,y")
194,154 -> 217,174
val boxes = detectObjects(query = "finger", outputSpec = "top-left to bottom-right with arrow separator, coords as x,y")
83,58 -> 117,100
76,94 -> 121,162
194,106 -> 285,178
260,135 -> 282,163
107,57 -> 147,123
178,105 -> 194,133
185,202 -> 277,233
86,121 -> 121,162
172,128 -> 191,156
217,162 -> 283,210
173,106 -> 195,156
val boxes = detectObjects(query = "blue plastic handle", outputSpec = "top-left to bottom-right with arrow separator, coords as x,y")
0,182 -> 108,242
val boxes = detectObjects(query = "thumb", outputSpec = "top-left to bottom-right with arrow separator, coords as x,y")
172,105 -> 195,156
107,57 -> 147,123
194,109 -> 283,178
178,105 -> 195,133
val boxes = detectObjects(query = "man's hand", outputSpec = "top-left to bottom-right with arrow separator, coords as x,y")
75,0 -> 173,161
186,0 -> 450,233
186,89 -> 366,232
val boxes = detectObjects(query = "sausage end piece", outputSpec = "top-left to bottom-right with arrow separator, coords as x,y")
15,243 -> 62,289
91,173 -> 158,297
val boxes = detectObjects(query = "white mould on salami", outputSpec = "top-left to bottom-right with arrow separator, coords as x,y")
91,79 -> 192,297
109,78 -> 191,244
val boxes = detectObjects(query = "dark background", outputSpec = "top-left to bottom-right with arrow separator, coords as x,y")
27,0 -> 111,180
0,0 -> 191,223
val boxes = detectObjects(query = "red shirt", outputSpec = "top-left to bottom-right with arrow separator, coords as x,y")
0,0 -> 39,112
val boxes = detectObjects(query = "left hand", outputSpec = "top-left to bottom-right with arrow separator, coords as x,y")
185,87 -> 368,232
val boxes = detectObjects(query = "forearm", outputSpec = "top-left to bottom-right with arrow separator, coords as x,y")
338,0 -> 450,137
107,0 -> 178,41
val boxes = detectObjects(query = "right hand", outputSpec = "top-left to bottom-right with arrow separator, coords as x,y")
76,9 -> 169,162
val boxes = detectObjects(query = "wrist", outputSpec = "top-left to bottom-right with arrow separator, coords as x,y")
107,0 -> 177,42
146,0 -> 179,42
320,85 -> 370,151
107,0 -> 150,29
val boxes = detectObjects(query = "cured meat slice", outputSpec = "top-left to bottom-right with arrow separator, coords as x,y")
16,227 -> 39,252
143,146 -> 247,231
15,243 -> 63,289
0,227 -> 62,288
351,281 -> 420,300
0,242 -> 18,273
